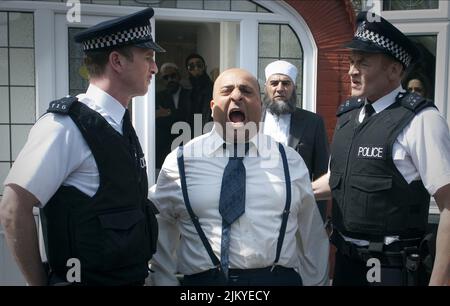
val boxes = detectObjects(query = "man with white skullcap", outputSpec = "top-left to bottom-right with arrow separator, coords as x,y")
262,60 -> 329,221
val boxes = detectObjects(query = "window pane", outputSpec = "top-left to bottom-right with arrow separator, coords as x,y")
10,48 -> 34,86
11,125 -> 32,161
205,0 -> 230,11
280,25 -> 302,59
157,0 -> 177,8
0,162 -> 11,195
257,57 -> 278,90
10,87 -> 35,124
257,5 -> 270,13
117,0 -> 143,7
258,23 -> 304,107
32,0 -> 271,12
0,126 -> 10,161
258,24 -> 279,58
383,0 -> 439,10
0,48 -> 8,86
176,0 -> 203,9
0,87 -> 9,123
402,35 -> 436,101
9,13 -> 33,48
68,28 -> 89,96
92,0 -> 119,4
231,0 -> 257,12
0,12 -> 7,47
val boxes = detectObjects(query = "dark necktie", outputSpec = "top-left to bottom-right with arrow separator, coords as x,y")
363,103 -> 375,123
218,144 -> 247,278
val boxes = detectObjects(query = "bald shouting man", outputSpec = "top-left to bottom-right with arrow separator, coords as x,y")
148,68 -> 329,286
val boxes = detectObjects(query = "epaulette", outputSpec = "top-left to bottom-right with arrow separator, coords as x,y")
397,92 -> 435,114
47,96 -> 78,114
336,96 -> 364,116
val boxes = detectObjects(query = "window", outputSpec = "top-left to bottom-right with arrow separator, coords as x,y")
0,12 -> 35,196
33,0 -> 271,13
68,28 -> 89,96
383,0 -> 439,10
402,35 -> 436,100
258,24 -> 303,107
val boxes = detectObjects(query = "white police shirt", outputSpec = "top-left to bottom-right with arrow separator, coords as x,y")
263,111 -> 291,146
4,84 -> 127,207
344,86 -> 450,246
149,127 -> 330,286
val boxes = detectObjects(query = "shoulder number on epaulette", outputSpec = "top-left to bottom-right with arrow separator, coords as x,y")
47,96 -> 78,114
336,97 -> 364,116
397,92 -> 434,113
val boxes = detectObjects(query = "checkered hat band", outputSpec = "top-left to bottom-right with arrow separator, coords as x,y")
355,28 -> 412,67
82,25 -> 151,51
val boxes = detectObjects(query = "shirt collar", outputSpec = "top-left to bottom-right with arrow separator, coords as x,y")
85,84 -> 127,125
266,110 -> 291,122
203,124 -> 262,157
369,85 -> 405,114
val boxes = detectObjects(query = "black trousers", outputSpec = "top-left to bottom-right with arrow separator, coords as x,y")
333,250 -> 404,286
182,266 -> 303,286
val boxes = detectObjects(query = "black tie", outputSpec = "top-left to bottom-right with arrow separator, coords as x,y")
363,103 -> 375,123
218,144 -> 247,278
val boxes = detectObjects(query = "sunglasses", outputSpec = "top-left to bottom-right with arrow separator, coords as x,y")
187,62 -> 204,71
162,73 -> 178,81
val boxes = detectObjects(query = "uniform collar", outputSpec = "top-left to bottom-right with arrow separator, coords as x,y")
85,84 -> 127,125
369,85 -> 405,114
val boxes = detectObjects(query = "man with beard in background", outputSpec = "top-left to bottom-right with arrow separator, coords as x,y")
262,60 -> 329,221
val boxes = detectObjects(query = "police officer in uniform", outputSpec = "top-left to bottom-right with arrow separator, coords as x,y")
312,12 -> 450,285
0,8 -> 164,285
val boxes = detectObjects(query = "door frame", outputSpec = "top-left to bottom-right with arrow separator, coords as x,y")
1,1 -> 318,185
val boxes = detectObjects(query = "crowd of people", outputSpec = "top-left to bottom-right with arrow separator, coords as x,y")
0,7 -> 448,287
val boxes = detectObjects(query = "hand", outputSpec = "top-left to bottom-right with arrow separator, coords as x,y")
156,107 -> 171,118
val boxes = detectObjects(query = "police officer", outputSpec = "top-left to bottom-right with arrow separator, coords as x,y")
0,7 -> 164,285
312,12 -> 450,286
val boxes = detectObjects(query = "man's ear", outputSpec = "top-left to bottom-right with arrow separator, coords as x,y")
109,51 -> 124,73
389,61 -> 403,81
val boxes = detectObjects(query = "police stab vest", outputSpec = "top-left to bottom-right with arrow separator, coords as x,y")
41,97 -> 158,285
330,92 -> 435,240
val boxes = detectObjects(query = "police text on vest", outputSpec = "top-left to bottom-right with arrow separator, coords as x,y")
357,146 -> 384,159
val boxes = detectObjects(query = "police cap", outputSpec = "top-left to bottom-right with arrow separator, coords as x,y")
74,7 -> 165,53
344,11 -> 419,68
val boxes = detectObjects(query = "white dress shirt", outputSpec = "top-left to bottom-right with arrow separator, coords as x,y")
149,126 -> 329,286
263,111 -> 291,146
357,86 -> 450,194
4,84 -> 127,207
343,86 -> 450,246
172,87 -> 181,109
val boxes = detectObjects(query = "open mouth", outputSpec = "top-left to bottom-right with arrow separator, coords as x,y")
228,109 -> 246,123
351,79 -> 361,87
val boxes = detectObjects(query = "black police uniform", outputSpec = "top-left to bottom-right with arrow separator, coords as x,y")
40,7 -> 165,285
329,12 -> 434,286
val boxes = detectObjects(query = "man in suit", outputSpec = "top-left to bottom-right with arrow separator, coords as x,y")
156,62 -> 193,169
262,60 -> 329,221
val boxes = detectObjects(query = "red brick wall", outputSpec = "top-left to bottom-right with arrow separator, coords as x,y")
284,0 -> 356,143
